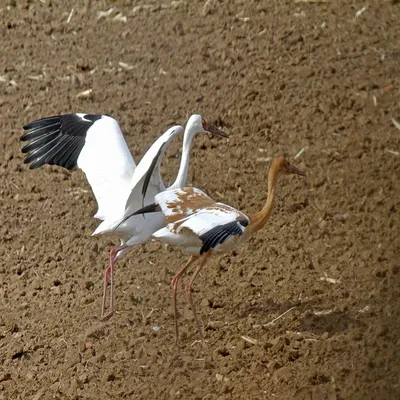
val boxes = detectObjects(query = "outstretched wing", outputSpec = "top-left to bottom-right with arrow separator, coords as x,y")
21,113 -> 136,221
22,113 -> 102,170
123,125 -> 184,217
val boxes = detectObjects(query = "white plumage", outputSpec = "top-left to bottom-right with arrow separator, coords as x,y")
92,125 -> 182,238
21,113 -> 227,318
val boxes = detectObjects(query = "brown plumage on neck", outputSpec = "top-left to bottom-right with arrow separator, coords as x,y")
246,157 -> 305,236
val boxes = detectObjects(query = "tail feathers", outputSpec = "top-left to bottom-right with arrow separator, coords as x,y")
92,219 -> 121,236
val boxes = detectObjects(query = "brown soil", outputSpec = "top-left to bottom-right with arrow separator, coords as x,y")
1,0 -> 399,399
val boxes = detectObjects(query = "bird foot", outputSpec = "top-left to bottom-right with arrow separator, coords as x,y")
100,308 -> 114,321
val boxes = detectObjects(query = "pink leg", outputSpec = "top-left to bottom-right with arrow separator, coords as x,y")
101,245 -> 125,319
185,252 -> 211,347
171,256 -> 197,343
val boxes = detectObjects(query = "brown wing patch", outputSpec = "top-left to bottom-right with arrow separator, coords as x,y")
169,225 -> 196,235
170,220 -> 186,234
163,188 -> 249,234
164,187 -> 216,224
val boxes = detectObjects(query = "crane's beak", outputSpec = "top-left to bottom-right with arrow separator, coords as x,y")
202,119 -> 228,138
288,163 -> 306,177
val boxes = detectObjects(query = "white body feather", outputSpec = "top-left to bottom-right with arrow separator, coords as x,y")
93,125 -> 183,242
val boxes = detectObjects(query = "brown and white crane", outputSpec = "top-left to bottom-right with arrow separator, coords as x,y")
127,157 -> 306,345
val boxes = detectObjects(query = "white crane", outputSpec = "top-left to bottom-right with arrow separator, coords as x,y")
21,113 -> 227,318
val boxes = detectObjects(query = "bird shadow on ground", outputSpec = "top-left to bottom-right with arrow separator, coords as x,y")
239,297 -> 368,336
296,310 -> 368,336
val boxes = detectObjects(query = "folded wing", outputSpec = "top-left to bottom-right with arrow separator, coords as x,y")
154,187 -> 249,253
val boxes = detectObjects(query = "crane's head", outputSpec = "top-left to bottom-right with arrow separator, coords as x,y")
185,114 -> 228,138
273,157 -> 306,177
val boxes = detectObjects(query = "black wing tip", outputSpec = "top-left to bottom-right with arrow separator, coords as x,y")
200,232 -> 229,255
83,114 -> 103,123
23,115 -> 63,131
22,113 -> 103,131
28,161 -> 42,170
22,113 -> 102,133
199,220 -> 245,255
113,203 -> 160,232
133,203 -> 160,216
20,113 -> 99,170
238,218 -> 249,227
141,142 -> 167,199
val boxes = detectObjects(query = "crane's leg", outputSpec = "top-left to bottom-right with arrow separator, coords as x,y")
171,255 -> 197,344
185,251 -> 211,347
101,245 -> 125,319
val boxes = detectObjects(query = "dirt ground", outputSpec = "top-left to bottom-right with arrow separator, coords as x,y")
0,0 -> 399,399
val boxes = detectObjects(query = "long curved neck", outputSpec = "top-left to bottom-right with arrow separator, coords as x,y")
247,165 -> 280,235
169,129 -> 194,189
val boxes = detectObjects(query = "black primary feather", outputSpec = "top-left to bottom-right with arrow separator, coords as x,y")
141,142 -> 167,207
199,219 -> 248,255
113,203 -> 161,232
131,202 -> 160,216
21,113 -> 102,171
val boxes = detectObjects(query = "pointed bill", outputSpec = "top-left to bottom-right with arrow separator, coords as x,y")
201,118 -> 228,137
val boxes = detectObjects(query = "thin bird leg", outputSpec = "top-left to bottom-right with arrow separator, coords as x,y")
101,245 -> 125,319
185,251 -> 211,347
171,255 -> 197,344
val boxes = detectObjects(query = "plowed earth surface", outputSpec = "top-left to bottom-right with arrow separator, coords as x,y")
1,1 -> 399,399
